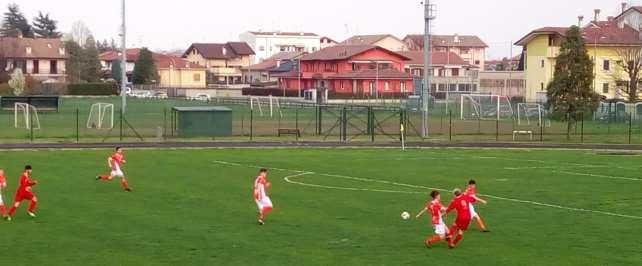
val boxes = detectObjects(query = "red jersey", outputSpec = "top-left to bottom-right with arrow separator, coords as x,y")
0,173 -> 6,189
16,172 -> 36,195
465,185 -> 476,197
427,200 -> 444,225
253,176 -> 268,200
446,194 -> 476,221
111,153 -> 124,170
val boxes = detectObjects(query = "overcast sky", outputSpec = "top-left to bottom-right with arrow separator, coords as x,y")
12,0 -> 641,58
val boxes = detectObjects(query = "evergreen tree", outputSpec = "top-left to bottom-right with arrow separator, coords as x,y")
132,48 -> 157,84
81,35 -> 102,82
64,40 -> 83,83
546,26 -> 600,140
111,58 -> 122,84
32,12 -> 61,38
0,4 -> 33,37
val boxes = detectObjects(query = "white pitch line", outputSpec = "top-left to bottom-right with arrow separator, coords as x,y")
555,170 -> 642,182
284,173 -> 425,194
212,160 -> 642,220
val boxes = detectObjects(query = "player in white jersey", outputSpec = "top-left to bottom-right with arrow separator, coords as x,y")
253,168 -> 273,225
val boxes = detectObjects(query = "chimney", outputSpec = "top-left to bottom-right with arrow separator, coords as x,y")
622,2 -> 628,14
453,33 -> 460,43
578,16 -> 584,27
594,9 -> 601,22
608,16 -> 614,22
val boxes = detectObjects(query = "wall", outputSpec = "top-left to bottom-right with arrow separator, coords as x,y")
524,35 -> 551,102
158,68 -> 207,88
241,33 -> 321,64
374,37 -> 409,51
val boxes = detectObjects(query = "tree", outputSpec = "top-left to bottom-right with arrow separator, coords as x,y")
132,48 -> 157,84
546,26 -> 600,140
0,4 -> 33,38
611,48 -> 642,103
8,68 -> 25,96
67,21 -> 91,47
32,12 -> 61,38
64,40 -> 83,83
111,58 -> 122,84
81,35 -> 101,82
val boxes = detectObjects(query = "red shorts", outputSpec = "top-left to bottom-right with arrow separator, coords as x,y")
455,217 -> 471,231
14,191 -> 35,202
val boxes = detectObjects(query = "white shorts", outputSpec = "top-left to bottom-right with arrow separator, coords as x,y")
0,191 -> 3,205
469,203 -> 479,218
433,222 -> 448,235
111,165 -> 124,178
255,197 -> 273,211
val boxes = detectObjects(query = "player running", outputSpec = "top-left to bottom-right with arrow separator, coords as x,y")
465,179 -> 490,232
253,168 -> 273,225
445,188 -> 487,249
0,169 -> 7,218
416,190 -> 450,248
97,147 -> 131,192
5,165 -> 38,220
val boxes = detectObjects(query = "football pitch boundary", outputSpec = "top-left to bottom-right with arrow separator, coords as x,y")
212,160 -> 642,220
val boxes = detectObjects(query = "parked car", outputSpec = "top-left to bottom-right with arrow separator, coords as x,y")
191,93 -> 211,102
131,91 -> 151,98
152,92 -> 168,99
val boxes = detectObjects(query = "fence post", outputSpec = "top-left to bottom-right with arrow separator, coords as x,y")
29,106 -> 34,142
496,118 -> 499,141
629,113 -> 633,144
76,108 -> 80,143
341,107 -> 347,143
581,112 -> 584,143
317,105 -> 323,136
540,119 -> 544,143
449,110 -> 452,142
241,115 -> 245,136
295,108 -> 299,142
399,109 -> 404,142
119,109 -> 124,141
250,108 -> 254,141
163,108 -> 167,140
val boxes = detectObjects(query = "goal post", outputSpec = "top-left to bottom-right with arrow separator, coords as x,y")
87,103 -> 115,129
14,103 -> 41,130
460,94 -> 514,121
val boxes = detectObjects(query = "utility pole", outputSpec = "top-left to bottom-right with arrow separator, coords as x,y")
421,0 -> 435,138
120,0 -> 127,115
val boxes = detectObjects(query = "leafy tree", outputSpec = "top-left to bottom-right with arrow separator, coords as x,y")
32,11 -> 61,38
111,58 -> 122,84
64,40 -> 83,83
546,26 -> 600,140
8,68 -> 25,96
132,48 -> 157,84
0,4 -> 33,37
81,35 -> 101,82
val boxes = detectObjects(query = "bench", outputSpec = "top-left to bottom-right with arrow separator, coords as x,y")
278,128 -> 301,138
513,130 -> 533,141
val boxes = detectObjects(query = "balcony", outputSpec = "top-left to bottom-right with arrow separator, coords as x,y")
208,67 -> 242,76
547,47 -> 560,58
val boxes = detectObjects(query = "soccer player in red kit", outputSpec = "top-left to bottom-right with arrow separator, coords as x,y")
253,168 -> 273,225
0,169 -> 7,217
416,190 -> 450,247
6,165 -> 38,220
465,179 -> 489,232
97,147 -> 131,192
445,188 -> 486,249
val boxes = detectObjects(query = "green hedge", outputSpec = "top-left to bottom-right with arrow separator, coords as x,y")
68,83 -> 118,95
0,83 -> 11,96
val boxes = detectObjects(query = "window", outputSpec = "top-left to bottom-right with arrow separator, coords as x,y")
280,47 -> 286,52
603,60 -> 610,71
312,47 -> 317,52
548,35 -> 554,46
540,82 -> 544,91
475,60 -> 480,65
400,82 -> 406,93
540,60 -> 545,68
32,60 -> 39,74
369,82 -> 376,95
460,48 -> 470,54
602,83 -> 609,94
193,73 -> 201,82
384,81 -> 390,91
451,68 -> 459,76
259,46 -> 265,51
50,60 -> 57,74
340,81 -> 345,90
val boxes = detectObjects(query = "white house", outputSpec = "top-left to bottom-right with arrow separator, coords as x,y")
239,31 -> 321,64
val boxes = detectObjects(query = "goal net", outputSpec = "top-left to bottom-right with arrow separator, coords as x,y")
87,103 -> 114,129
517,103 -> 550,126
250,96 -> 282,118
14,103 -> 41,130
460,94 -> 514,120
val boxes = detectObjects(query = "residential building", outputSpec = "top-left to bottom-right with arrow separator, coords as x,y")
239,31 -> 321,64
275,45 -> 413,98
182,42 -> 254,85
340,34 -> 408,51
0,37 -> 67,82
403,34 -> 488,69
478,71 -> 526,98
242,51 -> 305,85
100,48 -> 206,88
485,55 -> 521,71
516,6 -> 642,102
320,36 -> 338,49
400,51 -> 479,95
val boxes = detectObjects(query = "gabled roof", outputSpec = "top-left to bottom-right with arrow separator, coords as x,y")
613,6 -> 642,21
243,52 -> 304,71
403,34 -> 488,48
0,37 -> 66,59
182,42 -> 254,60
300,45 -> 410,61
399,51 -> 469,66
340,34 -> 402,46
248,31 -> 318,37
100,48 -> 142,62
321,36 -> 338,43
100,48 -> 205,69
515,21 -> 642,46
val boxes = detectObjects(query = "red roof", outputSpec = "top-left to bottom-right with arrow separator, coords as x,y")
100,48 -> 204,69
243,52 -> 304,71
340,34 -> 402,46
0,37 -> 66,59
100,48 -> 142,62
404,34 -> 488,49
516,21 -> 642,46
274,69 -> 412,80
248,31 -> 318,37
399,51 -> 468,66
182,42 -> 254,59
301,45 -> 410,61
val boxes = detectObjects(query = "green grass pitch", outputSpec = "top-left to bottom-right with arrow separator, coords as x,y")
0,148 -> 641,265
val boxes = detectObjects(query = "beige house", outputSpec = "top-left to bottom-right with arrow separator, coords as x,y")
1,37 -> 67,82
156,56 -> 207,88
183,42 -> 255,85
341,35 -> 408,51
404,34 -> 488,70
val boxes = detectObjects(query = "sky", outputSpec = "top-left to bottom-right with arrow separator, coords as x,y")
10,0 -> 641,59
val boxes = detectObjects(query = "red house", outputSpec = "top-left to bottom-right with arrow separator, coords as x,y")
275,45 -> 413,98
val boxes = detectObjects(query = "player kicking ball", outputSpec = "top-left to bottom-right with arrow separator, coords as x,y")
0,169 -> 7,218
445,188 -> 486,249
97,147 -> 132,192
253,168 -> 273,225
465,179 -> 490,232
6,165 -> 38,221
416,190 -> 450,248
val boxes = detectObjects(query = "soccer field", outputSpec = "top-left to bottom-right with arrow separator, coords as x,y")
0,148 -> 641,265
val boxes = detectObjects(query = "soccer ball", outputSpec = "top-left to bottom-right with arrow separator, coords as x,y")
401,211 -> 410,220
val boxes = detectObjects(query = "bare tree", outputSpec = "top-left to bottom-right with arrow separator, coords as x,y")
612,47 -> 642,103
66,21 -> 92,47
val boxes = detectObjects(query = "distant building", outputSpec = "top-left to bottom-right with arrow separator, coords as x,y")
320,36 -> 338,49
182,42 -> 254,85
242,51 -> 305,85
400,51 -> 479,95
485,55 -> 521,71
478,71 -> 525,98
239,31 -> 321,64
403,34 -> 488,69
340,34 -> 408,51
0,37 -> 67,82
